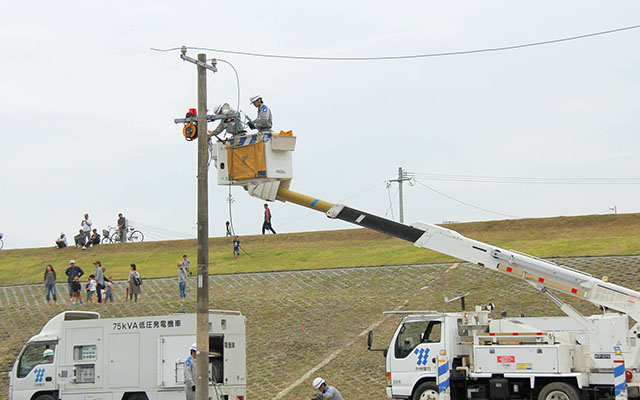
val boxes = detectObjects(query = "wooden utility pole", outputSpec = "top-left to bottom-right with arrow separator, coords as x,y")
195,52 -> 210,400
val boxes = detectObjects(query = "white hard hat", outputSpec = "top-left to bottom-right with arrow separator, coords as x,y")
190,343 -> 197,352
43,349 -> 54,357
69,259 -> 75,264
249,95 -> 262,104
312,377 -> 325,389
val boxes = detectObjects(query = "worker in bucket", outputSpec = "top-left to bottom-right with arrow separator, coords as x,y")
184,343 -> 197,400
311,377 -> 343,400
248,94 -> 272,132
43,348 -> 54,364
210,103 -> 244,139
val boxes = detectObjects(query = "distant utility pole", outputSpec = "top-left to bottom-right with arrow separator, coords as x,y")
388,167 -> 412,223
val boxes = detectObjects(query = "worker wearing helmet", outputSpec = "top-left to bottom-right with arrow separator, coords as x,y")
311,377 -> 343,400
42,348 -> 54,364
184,343 -> 197,400
248,95 -> 273,132
210,104 -> 243,139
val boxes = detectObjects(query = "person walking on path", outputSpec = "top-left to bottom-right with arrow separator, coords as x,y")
233,236 -> 241,259
127,264 -> 141,302
93,261 -> 105,304
182,255 -> 192,275
44,264 -> 57,304
178,262 -> 188,299
184,344 -> 197,400
55,233 -> 68,248
117,213 -> 127,243
105,277 -> 115,303
225,221 -> 232,237
262,203 -> 276,234
81,214 -> 92,242
65,260 -> 84,298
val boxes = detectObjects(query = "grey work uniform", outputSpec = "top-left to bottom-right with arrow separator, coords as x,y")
255,104 -> 272,131
210,117 -> 242,137
184,355 -> 196,400
318,386 -> 343,400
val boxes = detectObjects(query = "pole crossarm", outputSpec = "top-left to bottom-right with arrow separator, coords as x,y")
173,112 -> 241,124
180,49 -> 218,73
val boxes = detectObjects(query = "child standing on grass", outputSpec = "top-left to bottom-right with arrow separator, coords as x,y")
71,276 -> 82,305
105,277 -> 115,303
233,236 -> 241,259
86,275 -> 97,303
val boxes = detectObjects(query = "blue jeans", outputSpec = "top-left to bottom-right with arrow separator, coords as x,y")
105,290 -> 114,303
45,284 -> 57,302
179,281 -> 186,298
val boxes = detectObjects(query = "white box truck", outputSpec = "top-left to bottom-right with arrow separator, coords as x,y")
8,310 -> 246,400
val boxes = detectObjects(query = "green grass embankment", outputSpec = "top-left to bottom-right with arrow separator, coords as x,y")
1,213 -> 639,285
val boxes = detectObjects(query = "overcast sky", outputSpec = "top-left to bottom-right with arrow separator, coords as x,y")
1,1 -> 639,250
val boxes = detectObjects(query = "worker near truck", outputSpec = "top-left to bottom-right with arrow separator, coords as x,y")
184,343 -> 197,400
43,348 -> 54,364
248,94 -> 273,132
311,377 -> 343,400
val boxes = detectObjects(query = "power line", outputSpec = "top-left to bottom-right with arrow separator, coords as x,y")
413,179 -> 519,219
408,172 -> 640,185
151,23 -> 640,61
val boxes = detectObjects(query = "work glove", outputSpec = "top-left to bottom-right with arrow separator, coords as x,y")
245,116 -> 256,130
191,385 -> 196,392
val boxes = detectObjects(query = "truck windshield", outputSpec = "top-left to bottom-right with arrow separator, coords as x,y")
395,320 -> 442,359
17,343 -> 56,378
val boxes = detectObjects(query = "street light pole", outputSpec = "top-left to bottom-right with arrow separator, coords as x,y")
195,52 -> 210,400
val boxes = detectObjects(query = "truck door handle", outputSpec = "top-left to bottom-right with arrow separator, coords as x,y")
45,377 -> 52,382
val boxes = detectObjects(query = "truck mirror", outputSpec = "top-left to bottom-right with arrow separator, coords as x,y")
367,330 -> 373,350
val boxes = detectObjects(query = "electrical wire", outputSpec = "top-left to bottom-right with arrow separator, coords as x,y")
384,185 -> 398,219
407,172 -> 640,185
413,179 -> 519,219
150,23 -> 640,61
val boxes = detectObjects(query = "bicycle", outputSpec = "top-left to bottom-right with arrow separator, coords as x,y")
101,226 -> 144,243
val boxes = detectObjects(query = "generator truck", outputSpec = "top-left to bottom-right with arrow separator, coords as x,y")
211,129 -> 640,400
8,311 -> 246,400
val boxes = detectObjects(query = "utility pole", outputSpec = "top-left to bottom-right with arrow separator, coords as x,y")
388,167 -> 412,223
195,52 -> 210,400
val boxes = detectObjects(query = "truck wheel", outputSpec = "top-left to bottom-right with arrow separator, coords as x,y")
34,394 -> 56,400
211,358 -> 223,383
537,382 -> 580,400
413,382 -> 439,400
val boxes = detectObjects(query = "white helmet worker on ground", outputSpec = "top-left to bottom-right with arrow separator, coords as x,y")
184,343 -> 197,400
312,377 -> 343,400
248,94 -> 273,132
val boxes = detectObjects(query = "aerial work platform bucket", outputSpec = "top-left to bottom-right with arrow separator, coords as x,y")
214,131 -> 296,187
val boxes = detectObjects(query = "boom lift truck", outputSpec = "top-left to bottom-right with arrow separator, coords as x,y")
212,129 -> 640,400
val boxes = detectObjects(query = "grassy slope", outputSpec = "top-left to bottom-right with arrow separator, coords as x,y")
1,213 -> 639,285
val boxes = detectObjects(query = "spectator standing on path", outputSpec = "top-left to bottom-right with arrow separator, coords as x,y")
178,262 -> 188,299
233,236 -> 240,259
127,264 -> 141,302
105,277 -> 115,303
312,377 -> 343,400
81,213 -> 92,241
65,260 -> 84,298
55,233 -> 68,248
184,344 -> 197,400
182,255 -> 192,275
262,203 -> 276,234
225,221 -> 232,236
70,276 -> 82,305
117,213 -> 127,243
44,264 -> 57,305
93,261 -> 105,304
86,275 -> 97,303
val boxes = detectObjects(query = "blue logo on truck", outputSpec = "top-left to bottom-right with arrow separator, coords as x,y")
414,347 -> 430,366
34,368 -> 45,383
